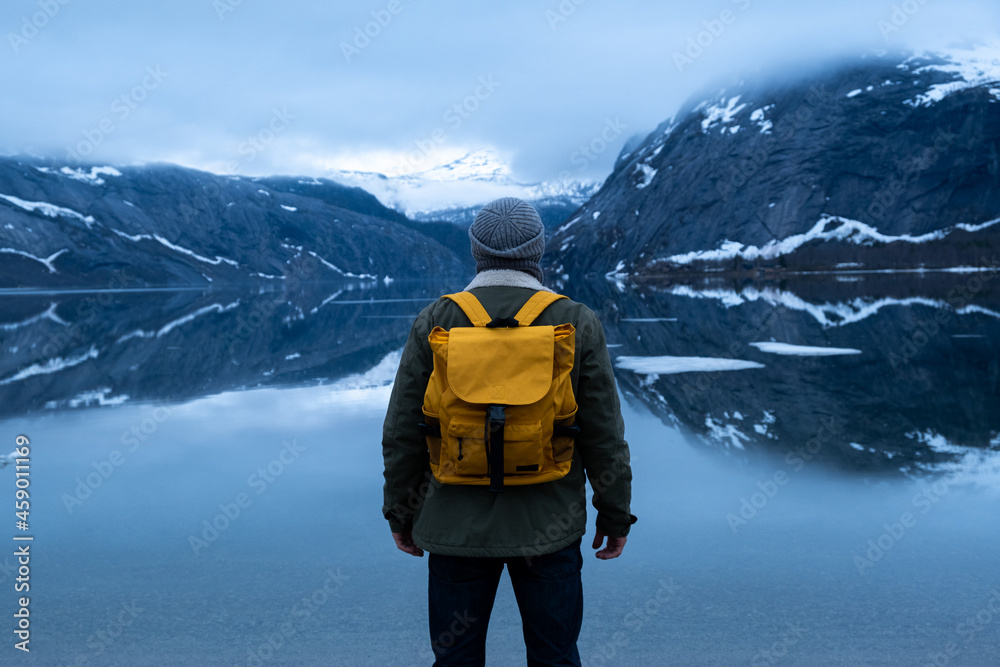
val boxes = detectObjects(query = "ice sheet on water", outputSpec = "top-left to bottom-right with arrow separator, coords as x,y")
749,342 -> 862,356
616,355 -> 765,375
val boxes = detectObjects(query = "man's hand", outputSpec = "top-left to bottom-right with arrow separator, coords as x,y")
592,531 -> 626,560
392,530 -> 425,557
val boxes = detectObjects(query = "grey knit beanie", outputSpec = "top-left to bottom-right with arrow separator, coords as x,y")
468,197 -> 545,282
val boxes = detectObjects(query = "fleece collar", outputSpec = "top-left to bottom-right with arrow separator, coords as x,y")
464,269 -> 554,293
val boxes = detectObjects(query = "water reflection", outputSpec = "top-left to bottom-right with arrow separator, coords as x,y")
2,274 -> 998,478
566,273 -> 1000,479
1,276 -> 999,664
0,280 -> 449,419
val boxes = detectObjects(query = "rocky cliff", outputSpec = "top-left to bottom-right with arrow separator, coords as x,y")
547,46 -> 1000,280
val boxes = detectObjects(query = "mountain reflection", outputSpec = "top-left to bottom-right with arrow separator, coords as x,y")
2,274 -> 998,478
0,280 -> 451,419
566,273 -> 1000,478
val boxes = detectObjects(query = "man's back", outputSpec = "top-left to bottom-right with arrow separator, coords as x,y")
381,197 -> 635,665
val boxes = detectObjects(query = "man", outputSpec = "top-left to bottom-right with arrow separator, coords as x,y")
382,197 -> 636,666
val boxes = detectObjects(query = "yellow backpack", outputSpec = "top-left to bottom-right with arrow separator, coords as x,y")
420,291 -> 578,492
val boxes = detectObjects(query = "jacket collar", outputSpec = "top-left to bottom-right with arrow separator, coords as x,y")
464,269 -> 554,293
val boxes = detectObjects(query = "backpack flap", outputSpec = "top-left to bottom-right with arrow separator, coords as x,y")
446,326 -> 555,406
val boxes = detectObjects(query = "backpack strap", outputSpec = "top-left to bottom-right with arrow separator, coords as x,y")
443,292 -> 492,327
513,291 -> 567,326
444,290 -> 567,327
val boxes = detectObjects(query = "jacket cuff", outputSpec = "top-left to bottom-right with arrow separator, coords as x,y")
596,513 -> 637,538
387,518 -> 409,534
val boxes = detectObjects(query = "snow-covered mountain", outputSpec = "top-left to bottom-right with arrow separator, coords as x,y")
0,157 -> 470,289
329,149 -> 599,227
548,44 -> 1000,280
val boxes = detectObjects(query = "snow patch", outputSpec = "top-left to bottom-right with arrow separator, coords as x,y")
306,250 -> 377,280
634,163 -> 657,189
749,105 -> 775,134
0,193 -> 96,228
902,43 -> 1000,107
111,230 -> 240,267
36,165 -> 121,185
701,96 -> 748,133
658,215 -> 1000,266
705,417 -> 750,450
0,248 -> 68,273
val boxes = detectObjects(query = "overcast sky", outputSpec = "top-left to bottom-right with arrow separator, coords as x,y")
1,0 -> 997,182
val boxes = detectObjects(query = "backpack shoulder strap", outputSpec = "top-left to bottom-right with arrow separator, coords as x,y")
442,292 -> 491,327
514,291 -> 568,326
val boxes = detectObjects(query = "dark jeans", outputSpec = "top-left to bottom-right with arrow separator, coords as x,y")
428,539 -> 584,667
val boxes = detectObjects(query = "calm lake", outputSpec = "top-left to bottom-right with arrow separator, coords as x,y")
1,274 -> 998,666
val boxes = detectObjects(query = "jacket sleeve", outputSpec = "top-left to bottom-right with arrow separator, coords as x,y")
381,305 -> 434,533
574,309 -> 637,538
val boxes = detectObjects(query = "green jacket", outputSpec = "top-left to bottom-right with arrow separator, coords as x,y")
382,282 -> 635,558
